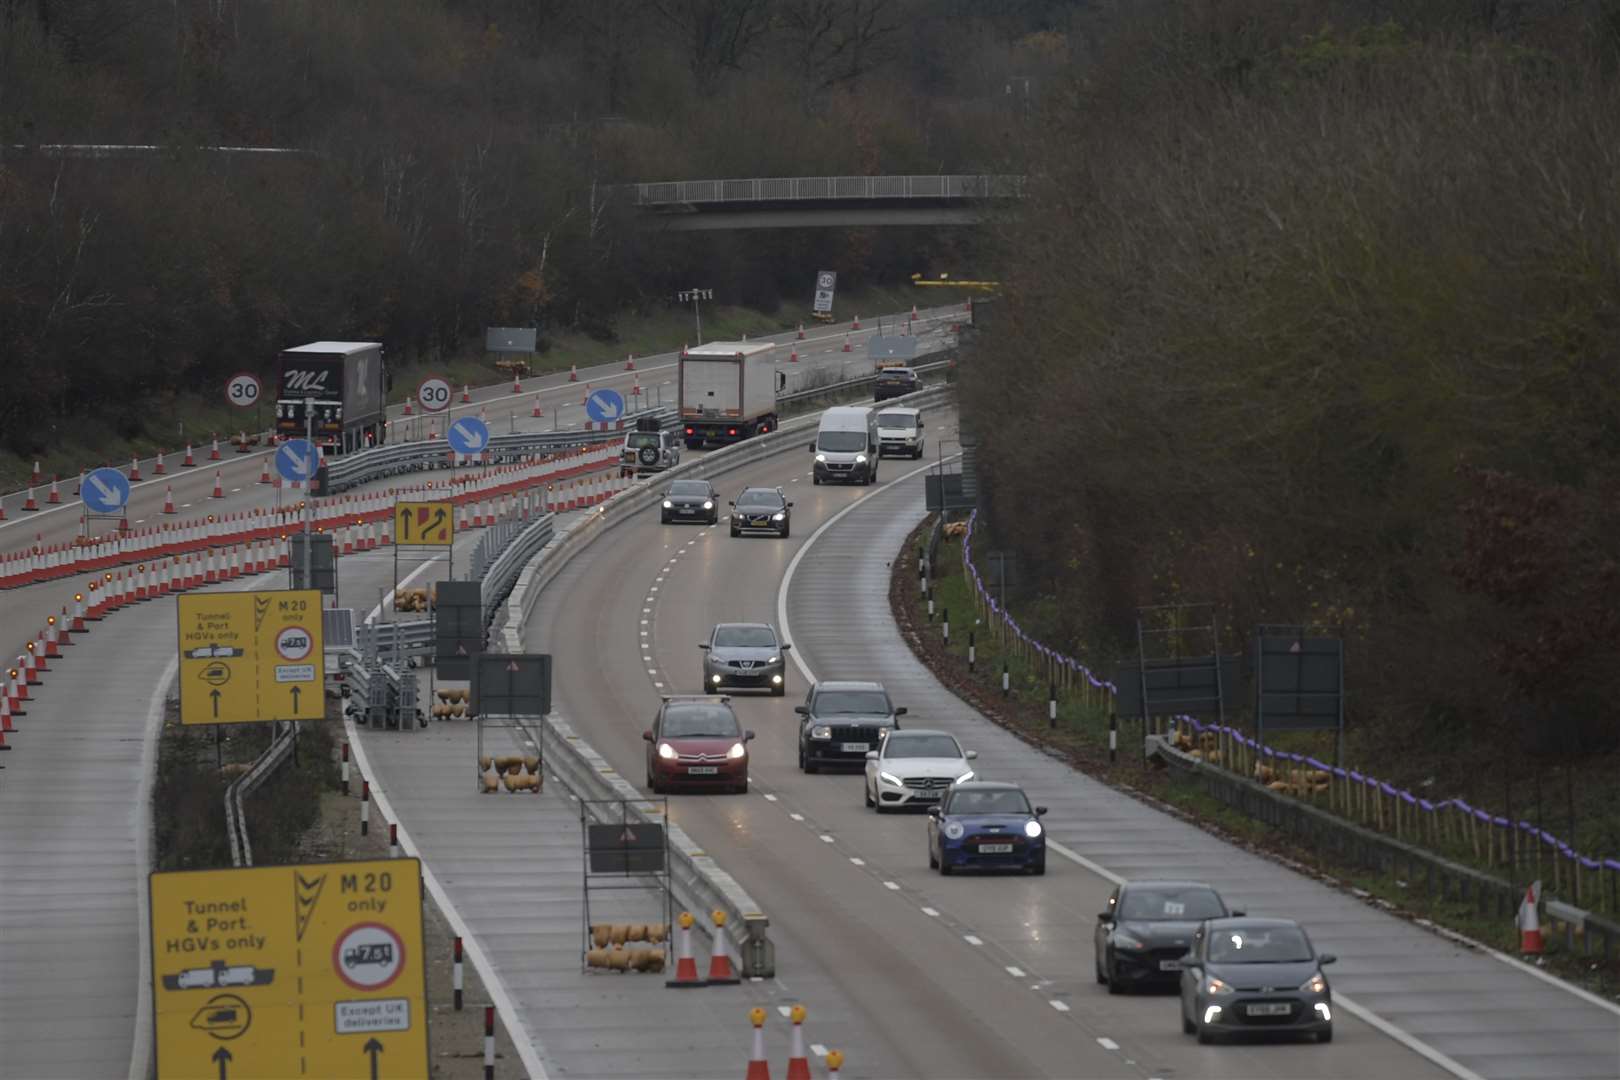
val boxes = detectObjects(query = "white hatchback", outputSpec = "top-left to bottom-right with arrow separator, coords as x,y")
864,729 -> 977,812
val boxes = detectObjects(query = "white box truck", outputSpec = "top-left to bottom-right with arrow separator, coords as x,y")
679,341 -> 779,448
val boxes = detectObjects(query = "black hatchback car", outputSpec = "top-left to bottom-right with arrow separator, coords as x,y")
873,366 -> 920,401
661,479 -> 718,525
1095,880 -> 1234,993
729,487 -> 791,538
1179,917 -> 1336,1044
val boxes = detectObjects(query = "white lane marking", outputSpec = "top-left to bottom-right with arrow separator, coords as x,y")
348,723 -> 551,1079
1097,1037 -> 1118,1050
231,487 -> 242,493
1005,966 -> 1026,978
654,682 -> 664,689
819,834 -> 834,843
774,445 -> 1500,1080
763,794 -> 778,802
777,454 -> 962,686
135,519 -> 145,525
963,935 -> 983,946
1050,1000 -> 1072,1013
789,812 -> 804,821
811,1044 -> 828,1057
640,618 -> 648,625
777,1005 -> 793,1018
849,857 -> 864,866
643,607 -> 651,613
921,907 -> 940,917
646,668 -> 656,675
179,502 -> 191,508
883,881 -> 900,890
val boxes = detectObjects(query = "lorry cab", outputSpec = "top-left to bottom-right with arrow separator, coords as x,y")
810,406 -> 880,485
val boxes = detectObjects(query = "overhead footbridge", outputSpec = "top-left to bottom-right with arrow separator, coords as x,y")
628,174 -> 1024,230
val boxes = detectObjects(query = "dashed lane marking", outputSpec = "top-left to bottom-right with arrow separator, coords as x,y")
1097,1037 -> 1119,1050
921,907 -> 940,917
964,935 -> 983,946
1005,966 -> 1026,978
1051,1001 -> 1072,1014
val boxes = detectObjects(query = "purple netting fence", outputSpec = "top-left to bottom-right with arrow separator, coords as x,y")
958,509 -> 1619,908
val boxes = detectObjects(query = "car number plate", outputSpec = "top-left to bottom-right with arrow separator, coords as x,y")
1246,1003 -> 1290,1017
687,766 -> 719,775
910,790 -> 941,801
1159,960 -> 1183,972
978,843 -> 1015,853
751,518 -> 769,526
840,742 -> 869,752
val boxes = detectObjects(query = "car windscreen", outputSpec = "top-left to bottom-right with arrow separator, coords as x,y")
735,491 -> 783,509
946,789 -> 1031,815
661,705 -> 740,738
1120,887 -> 1227,921
1206,927 -> 1313,963
626,433 -> 659,449
812,691 -> 892,715
713,626 -> 777,648
884,734 -> 961,759
877,412 -> 916,428
669,481 -> 709,496
817,430 -> 867,452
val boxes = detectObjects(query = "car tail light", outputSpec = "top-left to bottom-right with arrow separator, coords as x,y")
685,427 -> 694,435
728,428 -> 737,436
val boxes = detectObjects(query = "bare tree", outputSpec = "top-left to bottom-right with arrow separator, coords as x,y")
649,0 -> 774,93
777,0 -> 901,113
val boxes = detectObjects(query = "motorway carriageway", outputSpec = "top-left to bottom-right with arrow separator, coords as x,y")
507,407 -> 1478,1079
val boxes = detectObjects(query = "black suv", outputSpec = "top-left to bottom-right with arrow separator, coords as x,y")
729,487 -> 791,537
874,366 -> 920,401
795,681 -> 906,772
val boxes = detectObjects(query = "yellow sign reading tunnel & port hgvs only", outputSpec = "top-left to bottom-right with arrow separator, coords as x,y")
176,589 -> 325,725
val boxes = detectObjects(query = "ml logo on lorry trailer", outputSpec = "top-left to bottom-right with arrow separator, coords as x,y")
283,368 -> 333,394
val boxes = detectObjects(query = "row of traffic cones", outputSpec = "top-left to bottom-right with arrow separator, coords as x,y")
744,1005 -> 836,1080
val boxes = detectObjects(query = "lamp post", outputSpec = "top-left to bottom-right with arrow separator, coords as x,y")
676,288 -> 713,345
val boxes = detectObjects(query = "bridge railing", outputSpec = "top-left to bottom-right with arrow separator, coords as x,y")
631,175 -> 1024,206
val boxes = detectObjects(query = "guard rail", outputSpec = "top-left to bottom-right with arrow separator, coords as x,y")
226,720 -> 300,867
775,354 -> 954,411
492,380 -> 956,965
356,619 -> 435,659
476,513 -> 557,631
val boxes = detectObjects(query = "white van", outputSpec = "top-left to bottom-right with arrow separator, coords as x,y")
810,406 -> 880,485
876,407 -> 925,459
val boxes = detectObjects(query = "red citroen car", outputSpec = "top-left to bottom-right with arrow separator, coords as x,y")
643,695 -> 754,794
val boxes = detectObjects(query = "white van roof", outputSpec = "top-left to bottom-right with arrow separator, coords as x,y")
820,405 -> 872,422
684,340 -> 775,359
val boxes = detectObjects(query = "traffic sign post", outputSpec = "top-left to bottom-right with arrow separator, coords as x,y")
177,589 -> 325,725
584,388 -> 625,425
276,433 -> 322,594
445,417 -> 489,461
149,858 -> 428,1080
227,372 -> 263,443
813,270 -> 837,315
80,466 -> 133,539
415,376 -> 450,442
391,500 -> 456,602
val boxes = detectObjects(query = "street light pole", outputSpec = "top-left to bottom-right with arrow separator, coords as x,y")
677,288 -> 713,345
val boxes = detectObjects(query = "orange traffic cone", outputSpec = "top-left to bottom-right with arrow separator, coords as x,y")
532,398 -> 543,418
47,477 -> 61,504
625,353 -> 636,371
569,364 -> 579,382
1518,880 -> 1544,955
403,395 -> 414,415
462,384 -> 472,403
841,335 -> 852,353
745,1008 -> 770,1080
30,460 -> 41,486
258,458 -> 272,485
706,910 -> 739,985
852,313 -> 861,330
909,304 -> 918,321
211,470 -> 225,499
209,437 -> 222,461
162,486 -> 177,514
183,443 -> 196,467
790,349 -> 798,363
785,1005 -> 810,1080
666,912 -> 703,988
511,373 -> 522,394
796,323 -> 805,340
581,383 -> 592,406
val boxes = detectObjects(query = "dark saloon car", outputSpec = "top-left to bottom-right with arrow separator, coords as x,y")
700,622 -> 791,696
926,781 -> 1047,876
661,479 -> 719,525
643,695 -> 754,794
1179,917 -> 1336,1044
795,681 -> 906,772
729,487 -> 792,538
1095,881 -> 1234,993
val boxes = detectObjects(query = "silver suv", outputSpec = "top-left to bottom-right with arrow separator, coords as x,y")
621,417 -> 681,477
700,622 -> 791,697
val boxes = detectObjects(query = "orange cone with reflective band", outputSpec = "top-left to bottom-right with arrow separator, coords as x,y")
841,335 -> 851,353
462,384 -> 471,403
745,1008 -> 770,1080
625,353 -> 636,371
163,486 -> 177,514
785,1005 -> 811,1080
183,443 -> 196,466
1518,880 -> 1544,955
47,477 -> 61,504
666,912 -> 702,987
258,458 -> 272,485
211,470 -> 225,498
796,323 -> 805,340
852,313 -> 861,329
569,364 -> 578,382
706,909 -> 739,985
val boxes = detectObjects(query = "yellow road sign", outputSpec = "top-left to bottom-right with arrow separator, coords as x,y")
177,590 -> 325,725
393,500 -> 454,547
150,858 -> 428,1080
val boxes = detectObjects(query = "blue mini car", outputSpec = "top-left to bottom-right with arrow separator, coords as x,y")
926,780 -> 1048,875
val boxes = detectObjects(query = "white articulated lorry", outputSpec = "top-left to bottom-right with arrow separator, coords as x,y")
678,340 -> 779,449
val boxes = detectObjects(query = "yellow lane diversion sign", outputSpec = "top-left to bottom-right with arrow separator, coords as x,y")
393,500 -> 454,547
150,858 -> 428,1080
177,589 -> 325,725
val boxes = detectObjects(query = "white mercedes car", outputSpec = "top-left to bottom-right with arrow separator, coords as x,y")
863,729 -> 977,812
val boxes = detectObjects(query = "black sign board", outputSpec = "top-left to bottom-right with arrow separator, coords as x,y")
1115,656 -> 1240,720
1255,632 -> 1344,733
289,532 -> 336,594
925,473 -> 973,512
470,652 -> 552,717
434,580 -> 483,680
586,822 -> 666,874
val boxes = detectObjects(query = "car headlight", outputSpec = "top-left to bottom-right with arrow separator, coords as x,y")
1300,972 -> 1327,994
1205,976 -> 1232,996
771,674 -> 782,684
726,742 -> 747,759
767,656 -> 779,664
1112,930 -> 1146,950
703,500 -> 714,510
1023,819 -> 1043,838
855,453 -> 867,463
809,725 -> 832,739
955,770 -> 975,784
772,512 -> 785,521
905,435 -> 917,443
943,821 -> 965,840
878,771 -> 905,788
710,674 -> 722,684
815,453 -> 826,463
657,742 -> 677,760
662,499 -> 673,508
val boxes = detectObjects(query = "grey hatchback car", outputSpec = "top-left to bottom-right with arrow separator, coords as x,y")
700,622 -> 791,696
1179,917 -> 1335,1045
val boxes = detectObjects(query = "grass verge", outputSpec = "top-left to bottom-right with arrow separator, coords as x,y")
892,516 -> 1620,1001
